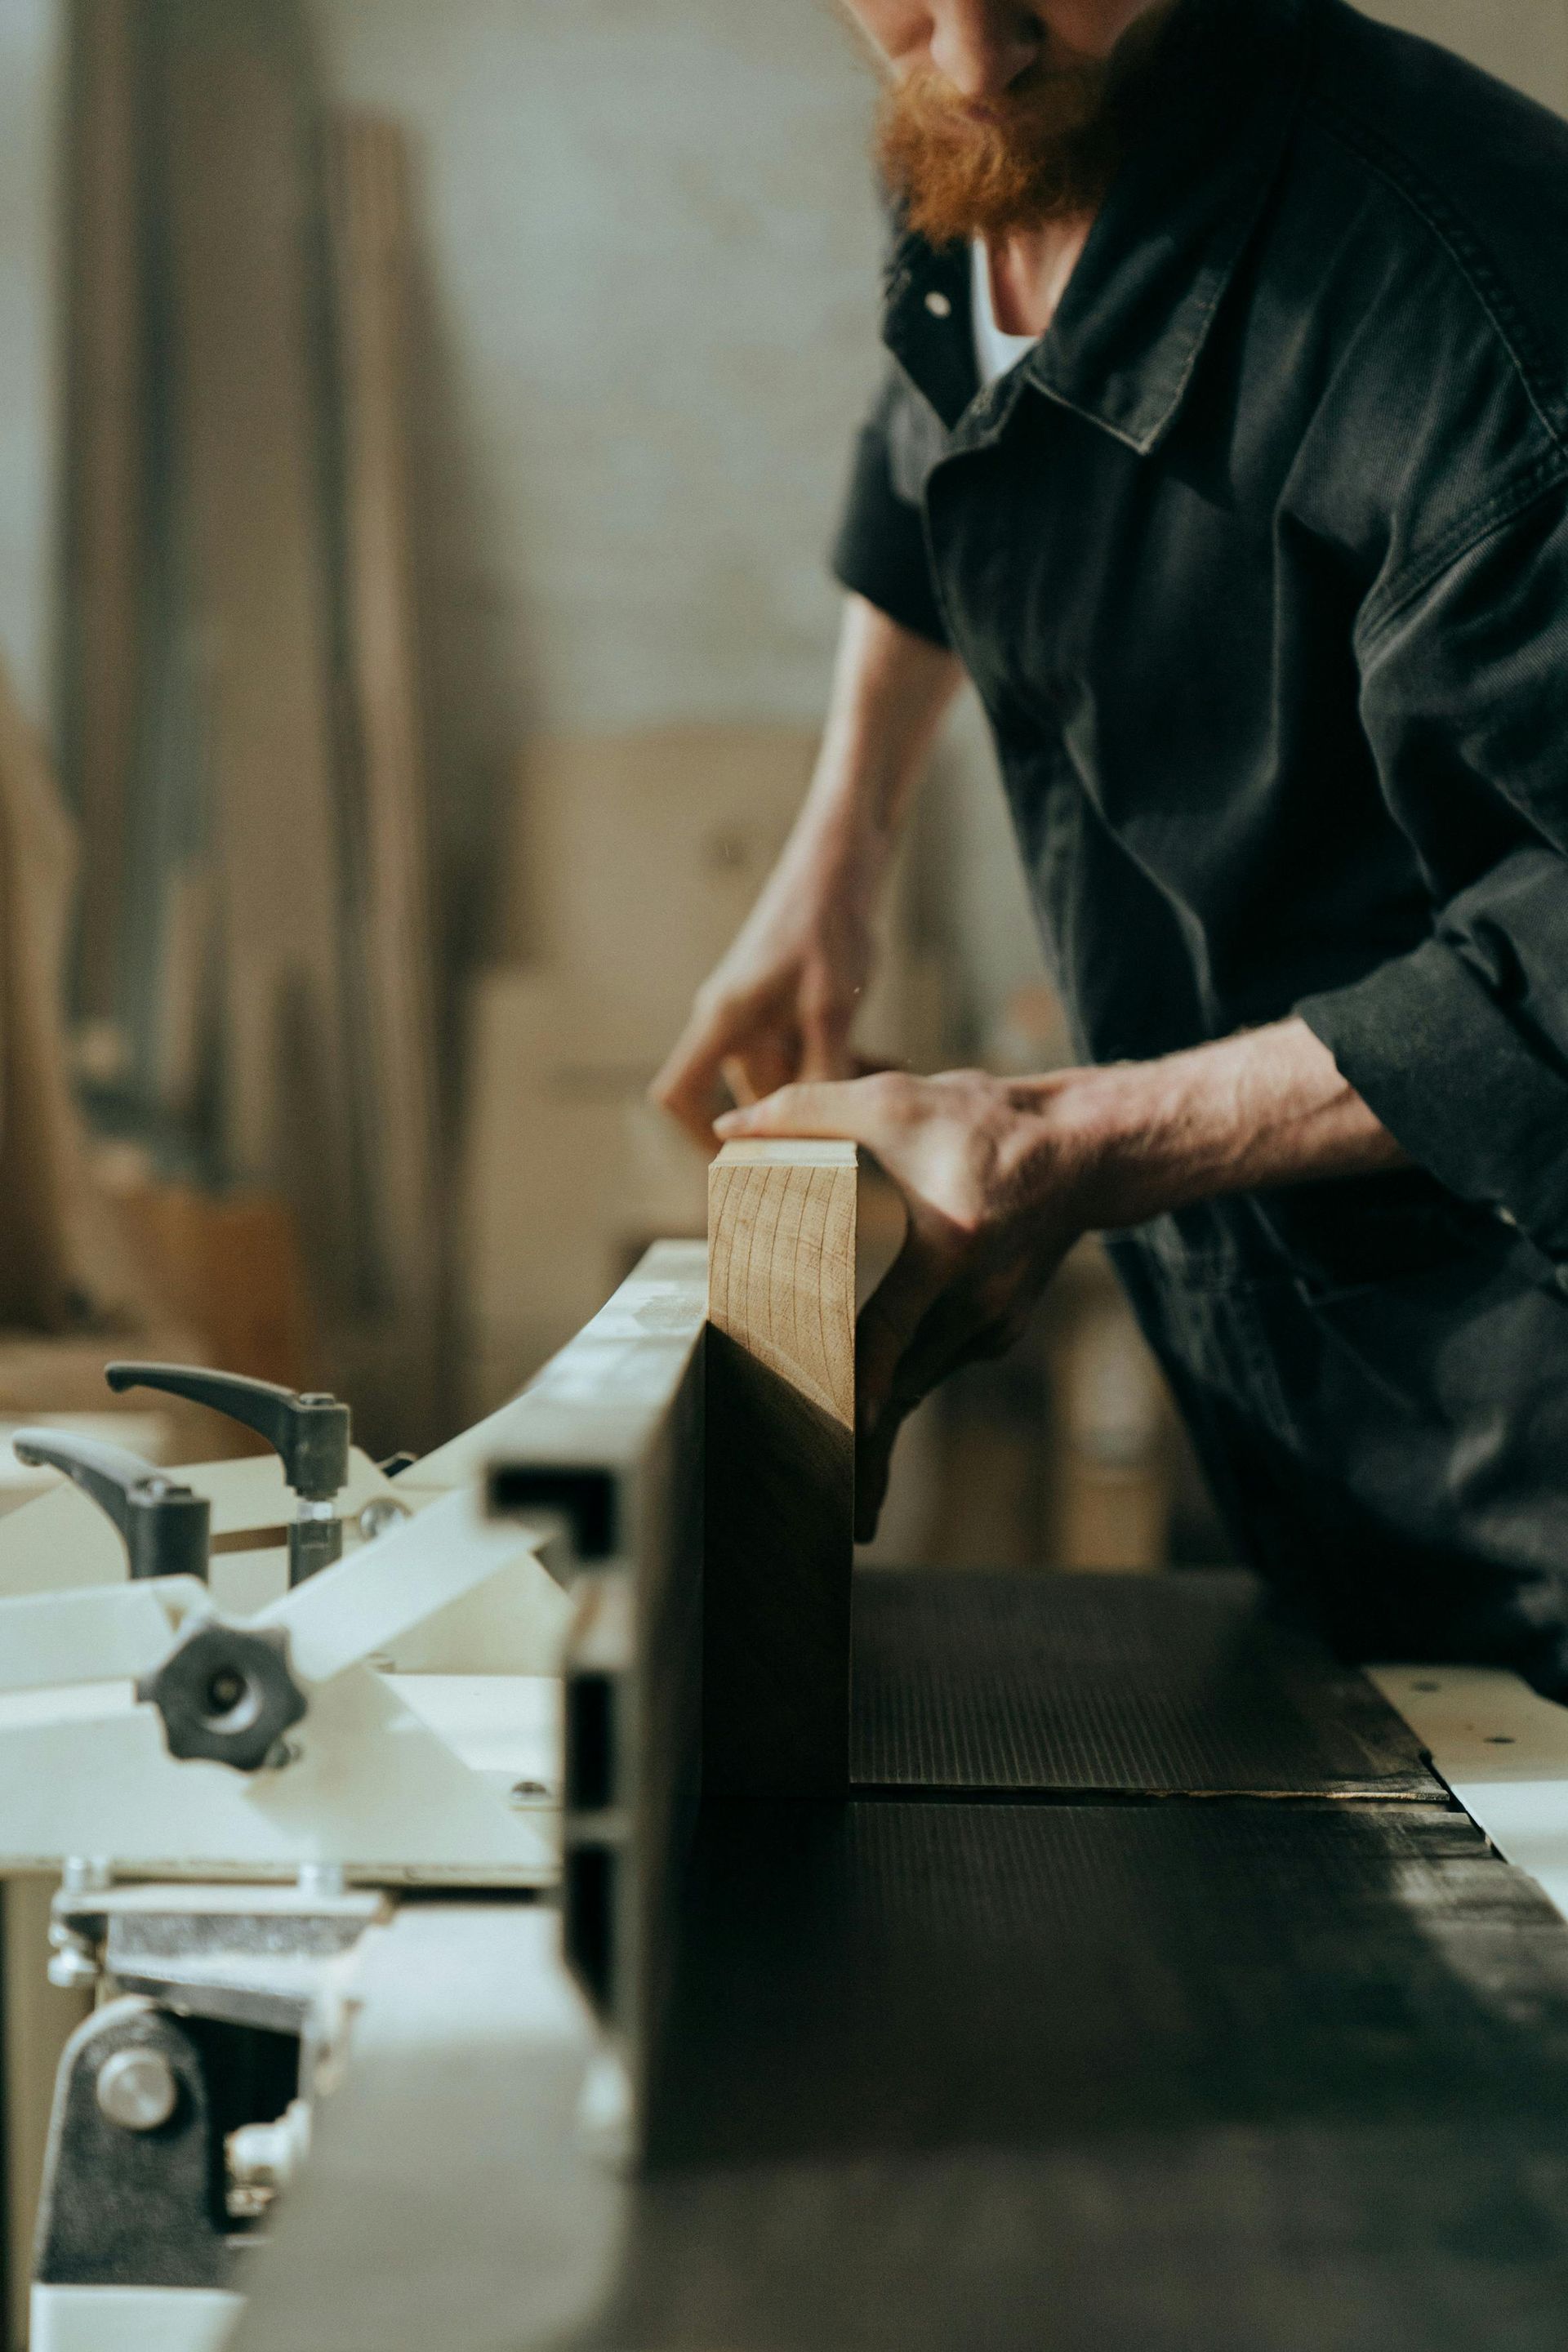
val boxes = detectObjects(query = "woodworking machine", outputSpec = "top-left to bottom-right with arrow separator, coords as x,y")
0,1251 -> 684,2352
11,1149 -> 1568,2352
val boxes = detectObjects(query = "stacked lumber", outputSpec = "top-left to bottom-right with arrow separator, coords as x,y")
327,111 -> 443,1441
58,1 -> 447,1454
0,660 -> 247,1460
160,0 -> 359,1298
0,655 -> 168,1338
60,0 -> 141,1040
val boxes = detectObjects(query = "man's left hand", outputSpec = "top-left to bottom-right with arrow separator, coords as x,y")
715,1069 -> 1098,1539
711,1022 -> 1408,1539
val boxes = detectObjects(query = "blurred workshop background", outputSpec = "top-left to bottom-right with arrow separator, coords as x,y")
0,0 -> 1560,1569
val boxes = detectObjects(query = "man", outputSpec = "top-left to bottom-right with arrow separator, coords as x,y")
654,0 -> 1568,1693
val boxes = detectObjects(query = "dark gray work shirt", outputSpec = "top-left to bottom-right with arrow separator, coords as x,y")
833,0 -> 1568,1682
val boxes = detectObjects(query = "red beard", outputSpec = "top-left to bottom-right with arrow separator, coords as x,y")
873,14 -> 1170,245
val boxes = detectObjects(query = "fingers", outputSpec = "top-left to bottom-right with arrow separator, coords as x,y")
853,1260 -> 1040,1544
853,1307 -> 947,1545
653,996 -> 845,1149
856,1414 -> 901,1543
849,1221 -> 960,1546
721,1039 -> 797,1110
856,1227 -> 949,1430
715,1075 -> 888,1148
651,1003 -> 735,1148
720,1057 -> 758,1109
653,1010 -> 809,1149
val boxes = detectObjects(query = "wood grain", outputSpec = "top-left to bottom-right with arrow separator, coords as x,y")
327,112 -> 442,1432
162,0 -> 357,1298
61,0 -> 143,1027
0,662 -> 161,1332
706,1140 -> 858,1799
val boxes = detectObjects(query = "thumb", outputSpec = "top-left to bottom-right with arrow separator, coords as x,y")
799,997 -> 857,1084
652,1000 -> 733,1146
856,1225 -> 951,1437
855,1401 -> 905,1543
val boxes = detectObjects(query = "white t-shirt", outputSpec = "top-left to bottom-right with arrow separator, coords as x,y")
971,240 -> 1040,385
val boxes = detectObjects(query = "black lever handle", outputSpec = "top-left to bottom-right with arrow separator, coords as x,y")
13,1430 -> 210,1584
104,1364 -> 350,1502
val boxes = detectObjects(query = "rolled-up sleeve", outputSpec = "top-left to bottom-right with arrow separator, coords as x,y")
1298,475 -> 1568,1260
831,369 -> 951,649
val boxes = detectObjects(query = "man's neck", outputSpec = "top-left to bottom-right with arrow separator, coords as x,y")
986,216 -> 1097,338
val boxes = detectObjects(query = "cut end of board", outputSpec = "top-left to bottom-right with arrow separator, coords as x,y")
710,1139 -> 858,1168
704,1139 -> 859,1798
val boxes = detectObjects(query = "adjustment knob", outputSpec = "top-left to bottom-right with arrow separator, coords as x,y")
105,1364 -> 350,1502
137,1620 -> 308,1773
12,1430 -> 210,1583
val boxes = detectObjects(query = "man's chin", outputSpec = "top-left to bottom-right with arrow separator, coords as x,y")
875,71 -> 1116,243
891,172 -> 1097,246
879,140 -> 1110,246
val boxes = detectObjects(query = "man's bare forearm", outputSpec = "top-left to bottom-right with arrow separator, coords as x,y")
650,596 -> 964,1134
788,594 -> 964,899
1029,1017 -> 1409,1231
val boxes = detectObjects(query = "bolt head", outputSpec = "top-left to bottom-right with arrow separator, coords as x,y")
47,1947 -> 100,1991
296,1860 -> 346,1899
359,1497 -> 412,1544
96,2046 -> 178,2132
60,1855 -> 113,1895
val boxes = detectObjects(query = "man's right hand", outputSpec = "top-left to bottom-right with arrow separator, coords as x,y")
649,595 -> 966,1148
651,862 -> 877,1147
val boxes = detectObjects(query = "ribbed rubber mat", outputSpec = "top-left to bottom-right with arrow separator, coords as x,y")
850,1569 -> 1440,1797
656,1800 -> 1557,2161
608,1801 -> 1568,2351
235,1806 -> 1568,2352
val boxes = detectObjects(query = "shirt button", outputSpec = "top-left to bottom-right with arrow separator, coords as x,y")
924,291 -> 952,318
1555,1265 -> 1568,1295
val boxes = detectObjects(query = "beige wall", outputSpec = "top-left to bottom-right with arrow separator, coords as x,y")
1361,0 -> 1568,110
308,0 -> 889,743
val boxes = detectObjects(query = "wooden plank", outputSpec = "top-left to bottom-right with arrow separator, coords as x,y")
0,678 -> 85,1335
109,1179 -> 321,1402
60,0 -> 143,1029
705,1139 -> 858,1798
160,0 -> 357,1302
0,662 -> 166,1336
326,112 -> 441,1428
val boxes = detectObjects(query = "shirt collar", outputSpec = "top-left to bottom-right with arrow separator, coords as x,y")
882,0 -> 1314,453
